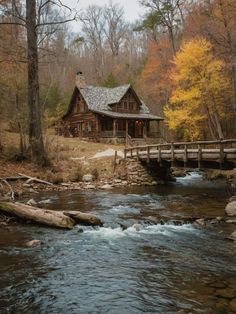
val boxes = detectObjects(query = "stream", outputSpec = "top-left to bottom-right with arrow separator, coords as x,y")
0,173 -> 236,313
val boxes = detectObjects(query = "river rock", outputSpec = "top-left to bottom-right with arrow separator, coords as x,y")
195,218 -> 206,226
216,288 -> 236,299
151,181 -> 158,185
38,199 -> 52,204
229,231 -> 236,241
225,201 -> 236,217
229,196 -> 236,202
23,183 -> 31,188
230,299 -> 236,312
226,218 -> 236,224
84,184 -> 96,189
132,224 -> 142,231
26,239 -> 42,247
100,184 -> 113,190
27,198 -> 37,206
82,174 -> 94,182
113,179 -> 122,184
172,169 -> 186,177
29,188 -> 39,194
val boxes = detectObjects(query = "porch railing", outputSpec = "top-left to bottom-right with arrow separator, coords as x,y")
100,131 -> 126,138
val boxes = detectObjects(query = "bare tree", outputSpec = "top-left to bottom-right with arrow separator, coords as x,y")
0,0 -> 78,165
104,1 -> 127,57
201,0 -> 236,118
80,5 -> 106,80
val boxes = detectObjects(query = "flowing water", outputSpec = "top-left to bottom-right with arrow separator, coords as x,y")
0,173 -> 236,313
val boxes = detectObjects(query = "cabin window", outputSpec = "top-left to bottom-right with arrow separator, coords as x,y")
129,102 -> 134,111
87,122 -> 92,132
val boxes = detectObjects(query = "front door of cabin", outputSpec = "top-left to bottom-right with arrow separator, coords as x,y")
128,121 -> 143,138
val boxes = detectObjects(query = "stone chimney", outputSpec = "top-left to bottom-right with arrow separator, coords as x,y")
76,71 -> 86,89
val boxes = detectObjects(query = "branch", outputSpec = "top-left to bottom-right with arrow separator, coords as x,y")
36,16 -> 77,28
0,179 -> 15,200
0,22 -> 25,27
18,173 -> 53,186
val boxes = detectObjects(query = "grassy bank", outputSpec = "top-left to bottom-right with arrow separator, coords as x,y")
0,130 -> 124,184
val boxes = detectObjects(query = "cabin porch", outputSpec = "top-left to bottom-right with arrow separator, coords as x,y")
99,117 -> 161,140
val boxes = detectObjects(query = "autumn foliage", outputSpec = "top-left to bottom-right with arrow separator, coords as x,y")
164,37 -> 230,140
0,0 -> 236,151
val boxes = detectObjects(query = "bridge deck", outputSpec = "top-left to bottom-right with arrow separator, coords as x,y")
124,139 -> 236,169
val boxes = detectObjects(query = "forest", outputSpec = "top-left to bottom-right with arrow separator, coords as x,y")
0,0 -> 236,165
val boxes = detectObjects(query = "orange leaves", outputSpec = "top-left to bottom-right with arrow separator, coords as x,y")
137,37 -> 173,111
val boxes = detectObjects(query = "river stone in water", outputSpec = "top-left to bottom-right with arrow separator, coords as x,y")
195,218 -> 206,226
26,239 -> 42,247
225,201 -> 236,217
230,231 -> 236,241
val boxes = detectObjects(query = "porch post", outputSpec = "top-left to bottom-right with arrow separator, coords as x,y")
113,119 -> 116,137
96,115 -> 99,132
125,120 -> 128,146
143,121 -> 147,138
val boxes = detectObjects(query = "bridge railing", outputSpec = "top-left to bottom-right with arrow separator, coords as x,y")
124,139 -> 236,165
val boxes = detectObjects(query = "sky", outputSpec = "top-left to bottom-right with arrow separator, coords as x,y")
63,0 -> 144,24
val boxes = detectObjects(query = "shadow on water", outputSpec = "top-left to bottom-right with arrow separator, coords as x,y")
0,172 -> 236,313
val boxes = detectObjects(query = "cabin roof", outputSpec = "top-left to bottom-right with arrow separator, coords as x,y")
94,110 -> 164,120
63,83 -> 163,120
79,84 -> 150,113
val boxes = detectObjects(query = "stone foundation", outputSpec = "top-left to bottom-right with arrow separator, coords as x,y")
115,158 -> 173,186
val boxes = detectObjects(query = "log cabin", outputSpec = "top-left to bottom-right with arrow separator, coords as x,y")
59,72 -> 163,143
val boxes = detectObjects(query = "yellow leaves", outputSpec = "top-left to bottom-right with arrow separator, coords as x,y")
170,87 -> 200,105
164,37 -> 230,140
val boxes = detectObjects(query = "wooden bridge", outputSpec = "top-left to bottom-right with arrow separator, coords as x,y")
124,139 -> 236,169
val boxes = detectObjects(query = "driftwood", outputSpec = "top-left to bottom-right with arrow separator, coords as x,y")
63,211 -> 103,226
0,202 -> 103,229
2,175 -> 29,181
18,173 -> 53,186
2,173 -> 53,185
0,202 -> 75,229
0,179 -> 15,199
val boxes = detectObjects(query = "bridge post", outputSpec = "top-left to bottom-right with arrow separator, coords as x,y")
171,142 -> 175,167
124,148 -> 127,159
198,144 -> 202,169
158,146 -> 162,165
219,139 -> 224,169
184,144 -> 188,168
147,146 -> 150,163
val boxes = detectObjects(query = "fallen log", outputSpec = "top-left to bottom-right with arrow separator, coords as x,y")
63,211 -> 103,226
0,202 -> 75,229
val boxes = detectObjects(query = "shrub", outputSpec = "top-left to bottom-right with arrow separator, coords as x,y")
91,168 -> 99,180
69,163 -> 84,182
3,146 -> 27,162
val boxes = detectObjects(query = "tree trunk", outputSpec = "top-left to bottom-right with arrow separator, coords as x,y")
0,201 -> 75,229
63,211 -> 103,226
231,62 -> 236,118
168,26 -> 176,55
26,0 -> 47,165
